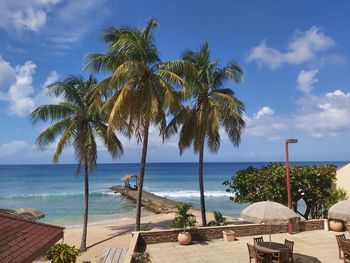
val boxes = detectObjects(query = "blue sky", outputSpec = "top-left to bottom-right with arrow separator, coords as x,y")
0,0 -> 350,164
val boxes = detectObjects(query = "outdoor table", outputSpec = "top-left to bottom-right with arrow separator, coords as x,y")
255,242 -> 289,263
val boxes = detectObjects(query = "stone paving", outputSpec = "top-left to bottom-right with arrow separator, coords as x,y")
147,230 -> 343,262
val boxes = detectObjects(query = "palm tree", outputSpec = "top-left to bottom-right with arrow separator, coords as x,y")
85,18 -> 186,231
31,75 -> 123,251
164,42 -> 245,226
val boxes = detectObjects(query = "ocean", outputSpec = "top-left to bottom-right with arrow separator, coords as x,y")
0,161 -> 344,226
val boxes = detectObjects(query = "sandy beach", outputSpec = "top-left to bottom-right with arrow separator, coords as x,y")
36,209 -> 223,263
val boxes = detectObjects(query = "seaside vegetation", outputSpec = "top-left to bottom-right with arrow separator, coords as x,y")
85,18 -> 186,231
326,187 -> 349,209
224,163 -> 337,219
208,211 -> 227,226
31,75 -> 123,251
46,243 -> 79,263
164,42 -> 245,226
31,17 -> 246,237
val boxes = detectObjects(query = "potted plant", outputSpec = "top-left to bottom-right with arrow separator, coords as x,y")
329,218 -> 344,232
171,204 -> 196,245
46,243 -> 80,263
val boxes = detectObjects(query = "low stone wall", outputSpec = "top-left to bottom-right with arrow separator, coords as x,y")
138,220 -> 325,245
299,219 -> 325,231
139,224 -> 287,244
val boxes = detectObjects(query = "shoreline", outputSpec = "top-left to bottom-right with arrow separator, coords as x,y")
34,209 -> 227,262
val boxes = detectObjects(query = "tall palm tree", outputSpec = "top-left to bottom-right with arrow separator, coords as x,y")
85,18 -> 186,230
164,42 -> 245,226
31,75 -> 123,251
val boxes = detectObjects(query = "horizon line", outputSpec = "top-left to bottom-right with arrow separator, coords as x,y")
0,160 -> 347,166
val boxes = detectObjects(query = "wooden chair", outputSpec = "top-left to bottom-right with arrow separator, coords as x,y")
253,236 -> 264,244
247,243 -> 257,263
284,239 -> 294,262
254,246 -> 267,263
337,234 -> 346,259
272,248 -> 290,263
341,240 -> 350,263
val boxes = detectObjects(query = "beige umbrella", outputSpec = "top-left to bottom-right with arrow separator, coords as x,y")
15,208 -> 45,221
329,199 -> 350,221
240,201 -> 301,242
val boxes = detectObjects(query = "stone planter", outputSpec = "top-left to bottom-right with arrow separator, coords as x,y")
329,219 -> 344,232
178,231 -> 192,245
222,230 -> 236,242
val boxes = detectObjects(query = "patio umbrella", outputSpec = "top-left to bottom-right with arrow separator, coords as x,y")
329,199 -> 350,221
240,201 -> 301,242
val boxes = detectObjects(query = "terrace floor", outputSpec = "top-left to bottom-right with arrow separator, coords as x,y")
147,230 -> 342,263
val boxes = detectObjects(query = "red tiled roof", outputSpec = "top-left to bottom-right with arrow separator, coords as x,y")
0,211 -> 64,263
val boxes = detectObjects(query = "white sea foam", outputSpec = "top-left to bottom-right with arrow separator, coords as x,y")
1,191 -> 120,199
152,190 -> 230,198
102,191 -> 121,196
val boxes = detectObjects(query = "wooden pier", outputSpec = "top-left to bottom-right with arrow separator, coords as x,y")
111,186 -> 183,214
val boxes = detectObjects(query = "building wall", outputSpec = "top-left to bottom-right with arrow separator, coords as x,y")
335,163 -> 350,194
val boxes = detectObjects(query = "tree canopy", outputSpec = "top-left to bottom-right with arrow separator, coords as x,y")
224,163 -> 336,219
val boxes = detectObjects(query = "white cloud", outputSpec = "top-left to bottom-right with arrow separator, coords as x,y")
0,56 -> 16,90
255,106 -> 274,119
297,69 -> 319,94
294,89 -> 350,138
45,0 -> 110,49
7,61 -> 37,116
247,27 -> 335,69
0,140 -> 31,158
0,0 -> 62,32
0,0 -> 110,51
34,71 -> 61,106
0,55 -> 60,117
245,106 -> 287,137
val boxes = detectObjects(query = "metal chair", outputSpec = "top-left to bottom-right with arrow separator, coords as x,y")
272,248 -> 290,263
337,234 -> 346,259
341,240 -> 350,263
284,239 -> 294,262
253,236 -> 264,244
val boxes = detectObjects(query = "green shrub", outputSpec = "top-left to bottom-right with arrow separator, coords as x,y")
208,211 -> 226,226
326,188 -> 349,209
140,223 -> 152,231
171,204 -> 196,231
224,163 -> 336,219
46,243 -> 79,263
133,252 -> 151,263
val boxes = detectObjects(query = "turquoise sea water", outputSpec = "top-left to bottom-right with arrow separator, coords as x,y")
0,162 -> 344,226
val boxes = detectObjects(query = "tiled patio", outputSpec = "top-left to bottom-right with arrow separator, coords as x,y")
147,230 -> 341,262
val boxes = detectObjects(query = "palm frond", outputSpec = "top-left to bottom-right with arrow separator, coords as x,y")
36,119 -> 73,149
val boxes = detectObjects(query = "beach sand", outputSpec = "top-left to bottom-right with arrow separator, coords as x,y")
35,209 -> 224,263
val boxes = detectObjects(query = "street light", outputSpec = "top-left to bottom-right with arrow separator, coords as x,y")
285,138 -> 298,234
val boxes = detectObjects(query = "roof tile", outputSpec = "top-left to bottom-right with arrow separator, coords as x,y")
0,212 -> 64,263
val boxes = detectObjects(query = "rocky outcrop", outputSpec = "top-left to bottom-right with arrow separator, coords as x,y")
111,186 -> 183,214
0,207 -> 45,221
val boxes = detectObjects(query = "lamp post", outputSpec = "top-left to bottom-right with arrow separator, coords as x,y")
285,138 -> 298,234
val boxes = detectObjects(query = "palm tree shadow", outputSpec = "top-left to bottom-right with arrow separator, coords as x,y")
293,253 -> 322,263
86,218 -> 175,249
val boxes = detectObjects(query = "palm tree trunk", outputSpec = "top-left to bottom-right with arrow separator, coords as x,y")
80,161 -> 89,251
135,119 -> 150,231
198,139 -> 207,226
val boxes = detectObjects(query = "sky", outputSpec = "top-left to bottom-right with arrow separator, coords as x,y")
0,0 -> 350,164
